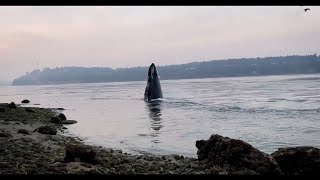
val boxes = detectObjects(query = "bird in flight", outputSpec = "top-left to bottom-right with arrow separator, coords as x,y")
304,8 -> 311,12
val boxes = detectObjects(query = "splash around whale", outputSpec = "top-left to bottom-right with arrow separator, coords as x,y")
149,98 -> 166,103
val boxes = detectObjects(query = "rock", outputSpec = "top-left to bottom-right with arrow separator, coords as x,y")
64,144 -> 98,164
54,158 -> 64,163
271,146 -> 320,175
81,163 -> 92,168
62,127 -> 68,130
88,169 -> 100,175
0,131 -> 12,138
58,113 -> 67,120
21,99 -> 30,103
173,155 -> 182,160
0,108 -> 5,112
196,134 -> 282,175
104,149 -> 114,154
26,108 -> 35,113
218,171 -> 228,175
60,120 -> 77,125
50,117 -> 63,124
7,102 -> 17,109
36,125 -> 57,135
18,129 -> 31,135
50,116 -> 77,125
121,159 -> 130,164
115,150 -> 122,154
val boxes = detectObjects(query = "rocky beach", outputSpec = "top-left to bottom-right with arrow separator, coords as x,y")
0,101 -> 319,175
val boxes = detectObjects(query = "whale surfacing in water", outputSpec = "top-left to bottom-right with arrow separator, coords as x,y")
144,63 -> 163,102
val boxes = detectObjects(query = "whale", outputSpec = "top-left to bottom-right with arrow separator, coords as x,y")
144,63 -> 163,102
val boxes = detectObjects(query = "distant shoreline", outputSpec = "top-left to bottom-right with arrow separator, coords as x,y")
12,54 -> 320,86
9,72 -> 320,87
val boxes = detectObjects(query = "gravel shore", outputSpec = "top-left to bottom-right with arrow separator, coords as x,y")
0,102 -> 225,175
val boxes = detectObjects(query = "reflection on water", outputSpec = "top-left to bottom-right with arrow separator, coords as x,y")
146,101 -> 163,144
147,101 -> 163,130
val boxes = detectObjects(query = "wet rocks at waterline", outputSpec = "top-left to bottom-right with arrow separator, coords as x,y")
196,134 -> 282,175
50,113 -> 77,125
271,146 -> 320,175
21,99 -> 30,104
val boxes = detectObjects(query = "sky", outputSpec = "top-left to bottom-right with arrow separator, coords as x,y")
0,6 -> 320,85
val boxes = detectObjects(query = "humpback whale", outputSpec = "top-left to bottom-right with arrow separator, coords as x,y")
144,63 -> 163,102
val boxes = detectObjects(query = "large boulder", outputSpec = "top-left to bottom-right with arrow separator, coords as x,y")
271,146 -> 320,175
21,99 -> 30,103
36,125 -> 57,135
7,102 -> 17,109
196,134 -> 282,175
64,144 -> 98,164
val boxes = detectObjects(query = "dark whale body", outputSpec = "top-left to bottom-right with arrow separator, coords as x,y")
144,63 -> 163,102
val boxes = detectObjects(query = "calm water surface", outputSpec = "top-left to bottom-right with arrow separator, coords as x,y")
1,74 -> 320,157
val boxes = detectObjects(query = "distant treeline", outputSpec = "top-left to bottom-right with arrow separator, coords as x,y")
12,54 -> 320,86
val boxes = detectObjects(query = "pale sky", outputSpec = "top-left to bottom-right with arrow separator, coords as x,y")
0,6 -> 319,84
